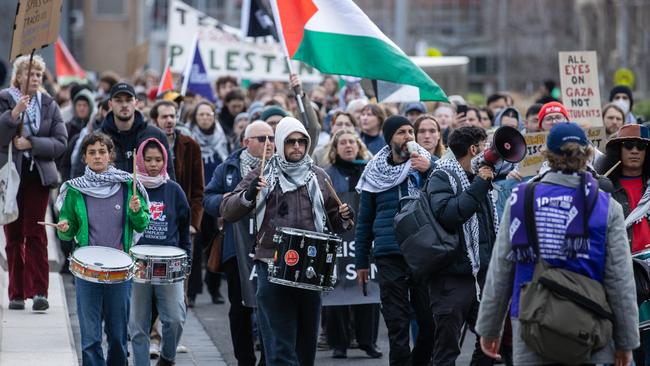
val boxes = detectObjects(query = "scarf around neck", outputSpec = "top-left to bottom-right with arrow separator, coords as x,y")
191,123 -> 229,165
135,137 -> 170,189
356,144 -> 431,196
240,149 -> 261,179
508,171 -> 598,263
256,153 -> 327,233
434,154 -> 499,283
624,176 -> 650,228
8,87 -> 40,131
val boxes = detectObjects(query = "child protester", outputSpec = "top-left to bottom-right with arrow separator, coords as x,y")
129,137 -> 191,366
55,131 -> 150,366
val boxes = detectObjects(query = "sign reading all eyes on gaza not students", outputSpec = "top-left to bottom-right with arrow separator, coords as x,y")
558,51 -> 603,128
166,0 -> 321,82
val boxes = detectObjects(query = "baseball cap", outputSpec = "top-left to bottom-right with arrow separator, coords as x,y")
403,102 -> 427,114
109,82 -> 136,99
546,122 -> 588,154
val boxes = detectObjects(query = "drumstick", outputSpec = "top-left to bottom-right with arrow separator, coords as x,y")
37,221 -> 58,228
325,179 -> 354,226
132,149 -> 137,194
603,160 -> 621,177
259,136 -> 269,178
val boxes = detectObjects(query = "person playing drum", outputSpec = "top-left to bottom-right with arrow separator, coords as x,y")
56,132 -> 150,366
129,137 -> 191,366
221,117 -> 354,366
597,124 -> 650,365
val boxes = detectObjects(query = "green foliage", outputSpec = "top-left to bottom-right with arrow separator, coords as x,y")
634,100 -> 650,122
466,93 -> 485,107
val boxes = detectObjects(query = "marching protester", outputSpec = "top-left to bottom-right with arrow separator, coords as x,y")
402,102 -> 427,123
603,103 -> 626,139
100,82 -> 175,179
220,117 -> 353,366
203,121 -> 275,366
359,104 -> 387,154
477,122 -> 638,366
413,114 -> 445,158
56,132 -> 150,365
427,125 -> 497,365
1,54 -> 68,312
323,129 -> 379,359
187,100 -> 229,306
355,116 -> 435,366
609,85 -> 640,125
523,103 -> 542,133
312,110 -> 359,168
130,138 -> 191,366
596,124 -> 650,364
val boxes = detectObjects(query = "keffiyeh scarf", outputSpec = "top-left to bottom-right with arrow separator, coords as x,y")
191,124 -> 230,165
240,149 -> 261,179
8,87 -> 40,133
355,144 -> 431,196
625,177 -> 650,228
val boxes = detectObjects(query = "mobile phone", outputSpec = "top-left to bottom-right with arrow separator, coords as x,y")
456,104 -> 468,115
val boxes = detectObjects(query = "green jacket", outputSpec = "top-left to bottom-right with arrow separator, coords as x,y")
57,181 -> 150,252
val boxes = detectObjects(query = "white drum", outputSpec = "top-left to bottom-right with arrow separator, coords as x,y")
69,246 -> 134,283
129,245 -> 189,284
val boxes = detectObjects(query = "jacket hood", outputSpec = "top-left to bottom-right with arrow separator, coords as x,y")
493,107 -> 524,131
73,88 -> 96,117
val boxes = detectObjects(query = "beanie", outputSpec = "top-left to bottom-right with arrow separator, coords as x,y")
382,115 -> 411,145
260,106 -> 288,122
609,85 -> 634,109
546,122 -> 588,154
537,101 -> 570,129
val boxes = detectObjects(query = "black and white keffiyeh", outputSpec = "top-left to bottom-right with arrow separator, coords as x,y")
625,178 -> 650,228
434,154 -> 499,293
355,144 -> 431,196
191,124 -> 230,164
240,149 -> 261,179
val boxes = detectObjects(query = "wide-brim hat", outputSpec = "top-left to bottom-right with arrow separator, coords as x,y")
606,124 -> 650,149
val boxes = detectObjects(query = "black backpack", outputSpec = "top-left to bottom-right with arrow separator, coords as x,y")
394,168 -> 462,280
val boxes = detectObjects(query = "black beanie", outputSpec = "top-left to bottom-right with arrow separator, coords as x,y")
609,85 -> 634,109
382,115 -> 411,144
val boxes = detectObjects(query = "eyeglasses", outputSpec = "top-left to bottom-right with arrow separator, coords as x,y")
285,138 -> 309,147
542,114 -> 567,123
249,136 -> 275,143
622,140 -> 647,151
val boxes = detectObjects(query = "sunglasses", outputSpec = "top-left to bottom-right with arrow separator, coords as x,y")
285,138 -> 309,147
249,136 -> 275,143
622,140 -> 648,151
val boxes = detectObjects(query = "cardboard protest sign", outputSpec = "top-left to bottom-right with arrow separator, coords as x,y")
127,41 -> 150,77
167,0 -> 321,82
517,127 -> 606,177
10,0 -> 63,60
558,51 -> 603,127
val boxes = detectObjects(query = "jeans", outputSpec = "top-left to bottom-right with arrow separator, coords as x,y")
130,281 -> 186,365
75,277 -> 131,366
256,261 -> 321,366
376,255 -> 434,366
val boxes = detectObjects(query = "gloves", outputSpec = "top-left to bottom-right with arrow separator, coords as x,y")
244,177 -> 261,201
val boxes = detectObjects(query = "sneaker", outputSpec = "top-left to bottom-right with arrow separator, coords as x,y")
176,344 -> 188,353
9,298 -> 25,310
332,349 -> 347,359
32,295 -> 49,311
211,293 -> 225,304
149,342 -> 160,359
359,344 -> 383,359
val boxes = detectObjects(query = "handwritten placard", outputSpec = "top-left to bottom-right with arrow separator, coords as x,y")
558,51 -> 603,127
10,0 -> 63,60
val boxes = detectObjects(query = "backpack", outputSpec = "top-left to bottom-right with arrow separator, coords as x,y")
393,168 -> 462,280
518,182 -> 613,365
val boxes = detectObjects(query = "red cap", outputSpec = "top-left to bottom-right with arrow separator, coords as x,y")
537,101 -> 570,128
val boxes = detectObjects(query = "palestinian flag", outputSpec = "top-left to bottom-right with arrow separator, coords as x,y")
270,0 -> 447,102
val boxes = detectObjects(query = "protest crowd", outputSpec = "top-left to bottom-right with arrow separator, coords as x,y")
3,2 -> 650,366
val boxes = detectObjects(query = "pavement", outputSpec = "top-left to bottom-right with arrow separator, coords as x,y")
0,205 -> 478,365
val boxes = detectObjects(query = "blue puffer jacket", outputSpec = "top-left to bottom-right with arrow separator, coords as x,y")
354,157 -> 436,269
203,148 -> 246,264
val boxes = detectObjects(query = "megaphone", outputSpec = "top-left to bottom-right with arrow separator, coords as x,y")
482,126 -> 527,166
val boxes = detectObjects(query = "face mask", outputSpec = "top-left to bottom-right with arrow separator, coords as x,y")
613,99 -> 630,114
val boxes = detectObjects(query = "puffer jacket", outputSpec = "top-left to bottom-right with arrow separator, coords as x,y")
0,89 -> 67,187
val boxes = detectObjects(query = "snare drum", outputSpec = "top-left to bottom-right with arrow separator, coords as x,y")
268,227 -> 342,292
69,246 -> 134,284
129,245 -> 189,284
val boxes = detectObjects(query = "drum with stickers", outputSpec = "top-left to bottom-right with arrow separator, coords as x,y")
69,246 -> 134,283
268,227 -> 342,291
129,245 -> 189,284
634,249 -> 650,331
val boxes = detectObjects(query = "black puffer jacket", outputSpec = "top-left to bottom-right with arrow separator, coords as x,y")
101,110 -> 175,180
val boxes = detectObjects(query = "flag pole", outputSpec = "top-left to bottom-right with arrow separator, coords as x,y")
284,56 -> 309,128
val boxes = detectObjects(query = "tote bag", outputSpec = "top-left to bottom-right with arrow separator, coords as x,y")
0,146 -> 20,225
